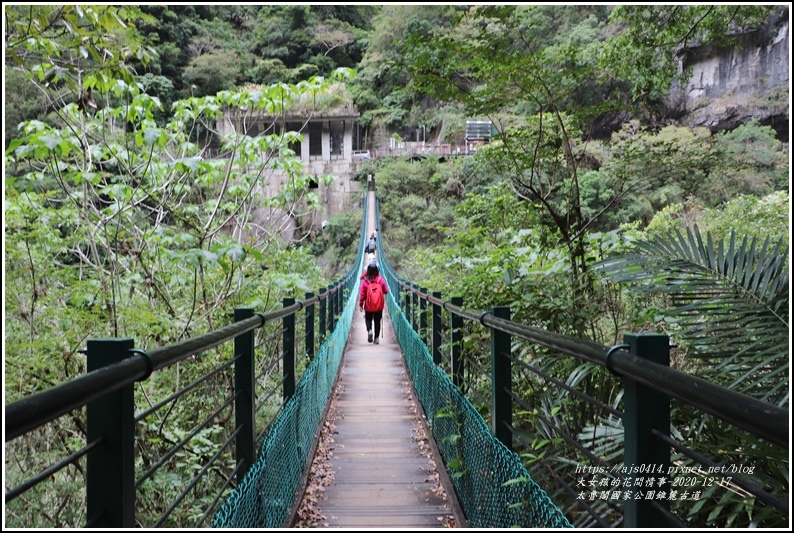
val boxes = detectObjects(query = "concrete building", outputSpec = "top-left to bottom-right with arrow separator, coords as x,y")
216,106 -> 367,241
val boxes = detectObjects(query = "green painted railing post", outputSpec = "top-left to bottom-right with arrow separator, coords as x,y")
305,292 -> 315,360
328,283 -> 336,332
339,282 -> 344,315
432,291 -> 443,366
333,282 -> 340,328
490,306 -> 512,451
419,287 -> 428,345
393,281 -> 400,310
319,287 -> 327,340
86,338 -> 135,528
233,308 -> 256,481
283,298 -> 296,401
412,284 -> 419,333
450,297 -> 464,389
405,291 -> 412,329
623,333 -> 671,528
335,282 -> 343,317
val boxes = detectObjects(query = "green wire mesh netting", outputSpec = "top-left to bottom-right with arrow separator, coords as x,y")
211,279 -> 360,528
386,292 -> 573,528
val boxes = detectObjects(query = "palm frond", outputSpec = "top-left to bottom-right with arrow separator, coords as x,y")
595,225 -> 789,406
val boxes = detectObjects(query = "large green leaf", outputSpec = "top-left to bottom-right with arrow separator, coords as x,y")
595,225 -> 789,406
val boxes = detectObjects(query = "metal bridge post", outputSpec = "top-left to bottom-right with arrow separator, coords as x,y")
86,338 -> 135,528
328,283 -> 336,332
393,281 -> 400,310
404,291 -> 412,330
623,333 -> 671,528
336,281 -> 343,317
412,284 -> 419,334
337,281 -> 343,321
305,292 -> 315,360
432,291 -> 443,366
333,281 -> 340,328
490,306 -> 512,451
419,287 -> 428,345
450,297 -> 464,389
233,308 -> 256,481
319,287 -> 327,341
283,298 -> 296,401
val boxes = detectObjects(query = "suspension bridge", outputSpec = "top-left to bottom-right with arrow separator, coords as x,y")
4,178 -> 789,529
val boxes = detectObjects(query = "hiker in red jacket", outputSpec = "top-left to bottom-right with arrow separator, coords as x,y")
358,260 -> 388,344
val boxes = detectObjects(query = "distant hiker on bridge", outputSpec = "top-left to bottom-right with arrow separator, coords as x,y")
361,253 -> 376,280
365,236 -> 376,254
359,260 -> 388,345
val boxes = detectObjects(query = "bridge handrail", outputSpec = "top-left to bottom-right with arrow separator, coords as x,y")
371,192 -> 787,527
398,279 -> 788,449
4,192 -> 371,528
4,293 -> 351,443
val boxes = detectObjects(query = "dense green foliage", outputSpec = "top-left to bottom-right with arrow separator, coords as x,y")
376,10 -> 789,521
4,10 -> 353,524
376,156 -> 788,527
370,10 -> 789,520
4,3 -> 789,529
4,5 -> 377,148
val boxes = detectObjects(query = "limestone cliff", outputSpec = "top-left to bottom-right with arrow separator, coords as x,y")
668,6 -> 789,141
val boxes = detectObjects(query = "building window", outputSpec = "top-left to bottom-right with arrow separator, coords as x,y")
309,122 -> 323,157
286,122 -> 302,158
330,120 -> 344,159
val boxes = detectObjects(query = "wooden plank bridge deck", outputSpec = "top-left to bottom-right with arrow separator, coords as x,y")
292,183 -> 466,528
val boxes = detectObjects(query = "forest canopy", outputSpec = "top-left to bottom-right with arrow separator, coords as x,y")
3,4 -> 789,529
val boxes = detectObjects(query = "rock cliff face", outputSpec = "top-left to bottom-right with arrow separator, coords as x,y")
668,7 -> 789,141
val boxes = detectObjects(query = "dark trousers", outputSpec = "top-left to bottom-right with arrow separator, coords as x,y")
364,310 -> 383,339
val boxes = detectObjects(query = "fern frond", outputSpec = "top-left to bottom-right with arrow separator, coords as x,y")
595,225 -> 789,406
